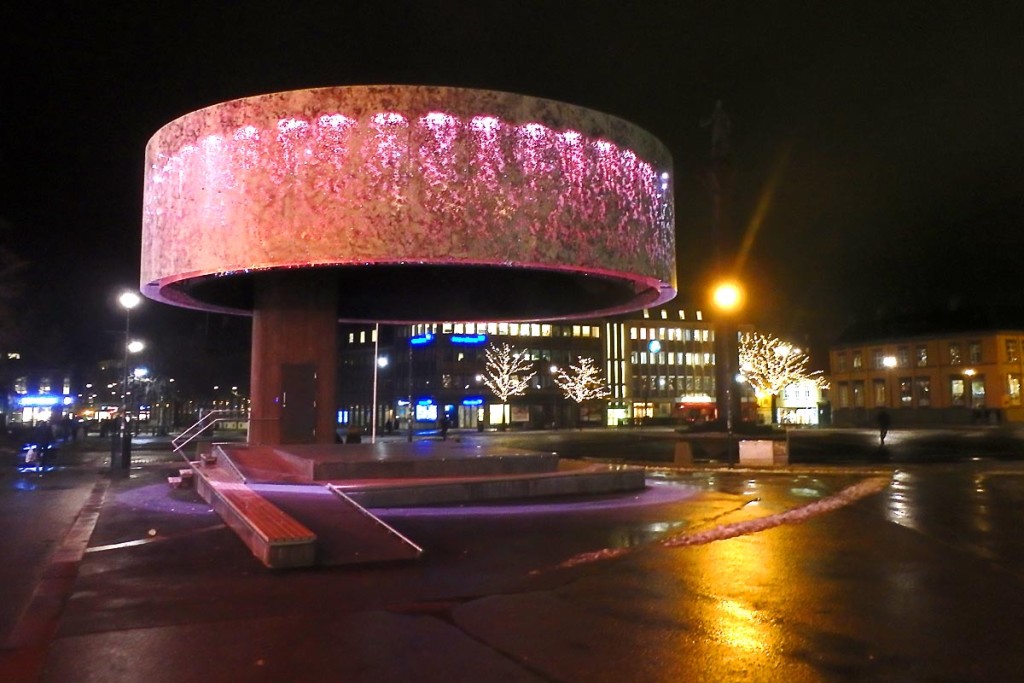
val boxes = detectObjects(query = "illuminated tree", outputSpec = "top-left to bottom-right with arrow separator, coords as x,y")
483,343 -> 536,428
739,332 -> 826,424
555,356 -> 610,428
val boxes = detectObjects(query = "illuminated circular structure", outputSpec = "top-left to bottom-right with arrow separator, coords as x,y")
142,85 -> 675,322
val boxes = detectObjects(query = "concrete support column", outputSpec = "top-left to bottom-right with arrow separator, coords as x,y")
249,271 -> 338,445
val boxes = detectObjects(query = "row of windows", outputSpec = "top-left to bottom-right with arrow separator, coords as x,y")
346,323 -> 607,345
628,327 -> 713,342
641,308 -> 704,321
837,342 -> 980,371
427,322 -> 601,338
837,339 -> 1024,373
14,377 -> 71,395
630,351 -> 715,366
632,375 -> 714,393
833,374 -> 1021,408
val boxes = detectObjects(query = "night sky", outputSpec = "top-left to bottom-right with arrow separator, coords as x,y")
1,1 -> 1022,375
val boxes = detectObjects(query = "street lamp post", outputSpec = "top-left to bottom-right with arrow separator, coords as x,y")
113,291 -> 142,472
712,280 -> 744,466
883,355 -> 898,408
648,339 -> 662,426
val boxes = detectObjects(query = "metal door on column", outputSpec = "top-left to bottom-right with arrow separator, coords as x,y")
281,363 -> 316,444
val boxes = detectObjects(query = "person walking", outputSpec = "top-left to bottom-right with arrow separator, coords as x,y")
877,409 -> 891,445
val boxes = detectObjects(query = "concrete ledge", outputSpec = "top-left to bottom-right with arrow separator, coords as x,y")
335,465 -> 647,508
738,439 -> 789,466
193,458 -> 316,569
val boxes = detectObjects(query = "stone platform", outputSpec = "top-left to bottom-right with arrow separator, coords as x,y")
196,440 -> 645,568
220,440 -> 646,507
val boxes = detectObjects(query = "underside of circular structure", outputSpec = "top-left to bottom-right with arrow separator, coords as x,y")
142,85 -> 675,322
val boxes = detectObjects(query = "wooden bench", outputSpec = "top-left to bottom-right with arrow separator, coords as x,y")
192,459 -> 316,569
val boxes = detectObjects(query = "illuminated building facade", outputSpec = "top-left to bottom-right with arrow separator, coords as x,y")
607,307 -> 720,426
338,322 -> 602,431
337,306 -> 746,432
830,327 -> 1024,425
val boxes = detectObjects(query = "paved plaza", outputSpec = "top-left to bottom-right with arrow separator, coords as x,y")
2,430 -> 1024,682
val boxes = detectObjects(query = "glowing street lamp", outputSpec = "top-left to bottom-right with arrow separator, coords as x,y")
647,339 -> 662,424
883,355 -> 897,407
712,281 -> 744,313
711,279 -> 745,465
113,290 -> 143,473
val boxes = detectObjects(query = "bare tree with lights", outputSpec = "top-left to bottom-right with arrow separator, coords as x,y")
483,343 -> 536,430
739,332 -> 826,425
554,356 -> 611,429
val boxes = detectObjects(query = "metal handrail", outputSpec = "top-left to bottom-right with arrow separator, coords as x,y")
172,409 -> 239,453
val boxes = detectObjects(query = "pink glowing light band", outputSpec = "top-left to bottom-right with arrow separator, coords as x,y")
141,86 -> 675,319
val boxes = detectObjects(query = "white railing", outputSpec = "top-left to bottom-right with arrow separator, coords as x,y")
172,409 -> 241,453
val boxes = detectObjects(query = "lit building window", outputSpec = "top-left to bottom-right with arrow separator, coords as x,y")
915,377 -> 931,406
1007,340 -> 1019,363
849,380 -> 864,407
511,323 -> 520,335
917,346 -> 928,367
541,324 -> 551,336
971,377 -> 986,407
969,341 -> 982,363
873,379 -> 886,405
852,352 -> 863,369
1008,373 -> 1021,406
950,343 -> 961,365
950,378 -> 965,405
900,378 -> 912,405
630,328 -> 637,340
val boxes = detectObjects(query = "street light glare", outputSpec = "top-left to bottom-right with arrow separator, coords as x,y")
712,281 -> 744,312
119,291 -> 142,309
127,340 -> 145,353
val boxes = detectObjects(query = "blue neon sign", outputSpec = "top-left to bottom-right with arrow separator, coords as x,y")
462,396 -> 485,406
410,332 -> 434,346
451,333 -> 488,345
18,394 -> 62,407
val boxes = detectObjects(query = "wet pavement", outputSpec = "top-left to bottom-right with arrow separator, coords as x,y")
2,431 -> 1024,681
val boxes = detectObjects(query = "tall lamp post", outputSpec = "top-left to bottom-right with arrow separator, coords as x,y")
648,339 -> 662,425
712,280 -> 744,466
883,355 -> 898,408
113,291 -> 142,472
